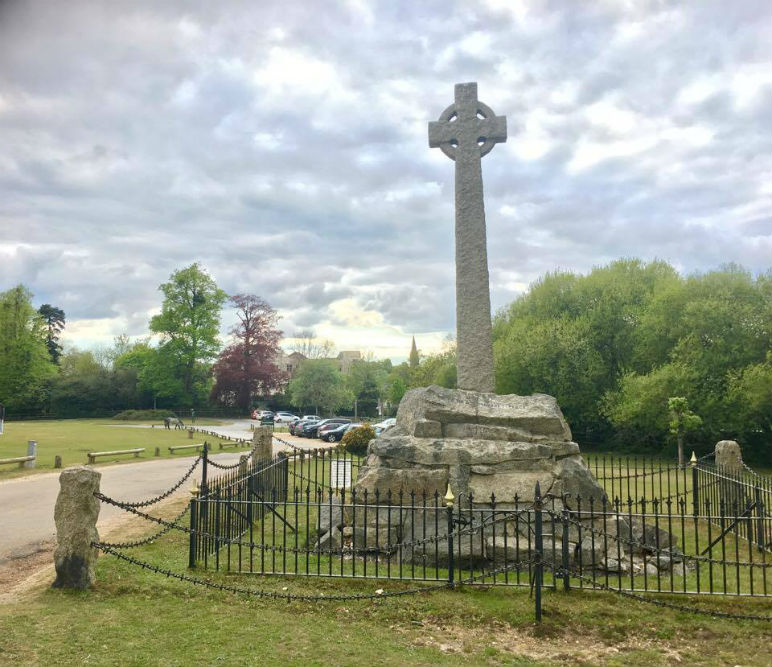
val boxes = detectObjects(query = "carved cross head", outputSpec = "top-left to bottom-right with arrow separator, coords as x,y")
428,82 -> 507,161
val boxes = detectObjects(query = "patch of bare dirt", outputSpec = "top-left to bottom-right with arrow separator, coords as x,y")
398,616 -> 693,665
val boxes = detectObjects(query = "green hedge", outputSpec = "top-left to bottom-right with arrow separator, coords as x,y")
112,409 -> 176,421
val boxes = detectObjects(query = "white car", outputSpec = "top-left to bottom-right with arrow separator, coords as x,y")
373,418 -> 396,434
273,412 -> 299,424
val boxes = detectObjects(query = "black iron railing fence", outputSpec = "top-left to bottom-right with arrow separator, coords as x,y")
185,443 -> 771,598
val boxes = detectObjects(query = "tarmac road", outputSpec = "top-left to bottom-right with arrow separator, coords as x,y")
0,421 -> 321,565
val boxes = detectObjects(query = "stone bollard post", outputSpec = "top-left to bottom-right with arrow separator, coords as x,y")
187,428 -> 194,439
154,446 -> 161,457
239,454 -> 249,477
26,440 -> 37,469
252,425 -> 273,463
54,455 -> 62,469
715,440 -> 743,473
52,466 -> 101,589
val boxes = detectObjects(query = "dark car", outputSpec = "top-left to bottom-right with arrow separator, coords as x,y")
299,419 -> 325,438
290,418 -> 317,436
317,419 -> 352,442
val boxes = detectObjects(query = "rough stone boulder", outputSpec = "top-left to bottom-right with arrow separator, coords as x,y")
354,385 -> 604,505
52,466 -> 101,589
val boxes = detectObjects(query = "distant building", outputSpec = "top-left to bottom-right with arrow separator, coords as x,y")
409,336 -> 419,368
275,351 -> 307,376
335,350 -> 361,374
273,349 -> 363,379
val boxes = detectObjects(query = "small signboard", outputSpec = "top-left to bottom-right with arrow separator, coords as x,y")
330,459 -> 352,490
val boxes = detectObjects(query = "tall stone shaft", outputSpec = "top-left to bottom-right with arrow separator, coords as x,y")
428,82 -> 507,393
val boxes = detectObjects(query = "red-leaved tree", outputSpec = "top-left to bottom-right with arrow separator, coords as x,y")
210,294 -> 285,411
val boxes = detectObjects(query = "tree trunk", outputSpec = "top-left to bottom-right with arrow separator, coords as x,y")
677,434 -> 684,468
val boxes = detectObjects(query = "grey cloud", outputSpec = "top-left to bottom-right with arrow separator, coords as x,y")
0,0 -> 769,356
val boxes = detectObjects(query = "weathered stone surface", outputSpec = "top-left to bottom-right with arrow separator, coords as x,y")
429,83 -> 506,393
550,442 -> 581,458
317,497 -> 345,532
315,527 -> 342,553
630,517 -> 678,552
396,386 -> 572,439
52,466 -> 101,589
578,535 -> 606,567
468,471 -> 555,503
252,426 -> 273,461
355,465 -> 447,498
486,536 -> 572,565
444,423 -> 551,442
413,419 -> 442,438
371,433 -> 552,467
401,509 -> 486,565
349,527 -> 399,550
715,440 -> 743,473
552,456 -> 606,501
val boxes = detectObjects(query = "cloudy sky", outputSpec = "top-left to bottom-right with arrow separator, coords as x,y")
1,1 -> 770,362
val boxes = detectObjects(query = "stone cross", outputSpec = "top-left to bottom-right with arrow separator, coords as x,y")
429,82 -> 507,393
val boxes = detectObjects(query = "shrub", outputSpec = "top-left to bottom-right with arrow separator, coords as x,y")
113,409 -> 174,421
340,423 -> 376,456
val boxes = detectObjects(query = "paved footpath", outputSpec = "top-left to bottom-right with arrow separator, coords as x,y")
0,421 -> 323,565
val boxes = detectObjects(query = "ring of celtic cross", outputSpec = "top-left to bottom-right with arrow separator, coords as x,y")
431,99 -> 504,161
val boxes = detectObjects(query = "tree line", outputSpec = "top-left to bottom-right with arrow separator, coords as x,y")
492,259 -> 771,462
1,258 -> 769,462
0,264 -> 287,417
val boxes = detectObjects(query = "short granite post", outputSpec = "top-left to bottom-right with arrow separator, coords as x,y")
52,466 -> 101,589
715,440 -> 744,473
26,440 -> 37,469
54,455 -> 62,469
252,425 -> 273,462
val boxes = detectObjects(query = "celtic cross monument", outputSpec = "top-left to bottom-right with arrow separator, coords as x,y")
429,82 -> 507,393
352,82 -> 603,521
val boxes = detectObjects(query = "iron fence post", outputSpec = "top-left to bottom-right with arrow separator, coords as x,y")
201,442 -> 209,497
691,451 -> 699,515
754,484 -> 763,551
188,495 -> 198,568
534,482 -> 543,622
561,505 -> 570,591
445,484 -> 455,588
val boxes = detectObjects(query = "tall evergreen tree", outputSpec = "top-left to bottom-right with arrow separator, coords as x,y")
38,304 -> 66,364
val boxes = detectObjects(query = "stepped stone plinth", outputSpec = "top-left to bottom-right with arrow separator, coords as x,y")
355,385 -> 604,505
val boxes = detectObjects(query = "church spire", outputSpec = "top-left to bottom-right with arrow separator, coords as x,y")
409,336 -> 419,368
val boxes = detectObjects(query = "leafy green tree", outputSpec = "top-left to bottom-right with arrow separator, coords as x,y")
602,363 -> 691,452
0,286 -> 56,413
149,264 -> 227,406
38,304 -> 66,364
724,355 -> 772,464
668,397 -> 702,467
345,359 -> 390,417
288,359 -> 353,415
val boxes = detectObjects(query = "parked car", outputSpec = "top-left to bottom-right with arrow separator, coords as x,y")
317,419 -> 353,442
274,412 -> 299,424
290,417 -> 317,436
251,409 -> 274,420
299,419 -> 326,438
302,414 -> 321,421
373,417 -> 396,435
305,418 -> 347,439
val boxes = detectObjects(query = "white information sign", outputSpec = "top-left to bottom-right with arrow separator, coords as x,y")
330,459 -> 352,490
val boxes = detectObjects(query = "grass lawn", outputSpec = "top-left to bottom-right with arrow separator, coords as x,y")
0,496 -> 769,667
0,419 -> 239,479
